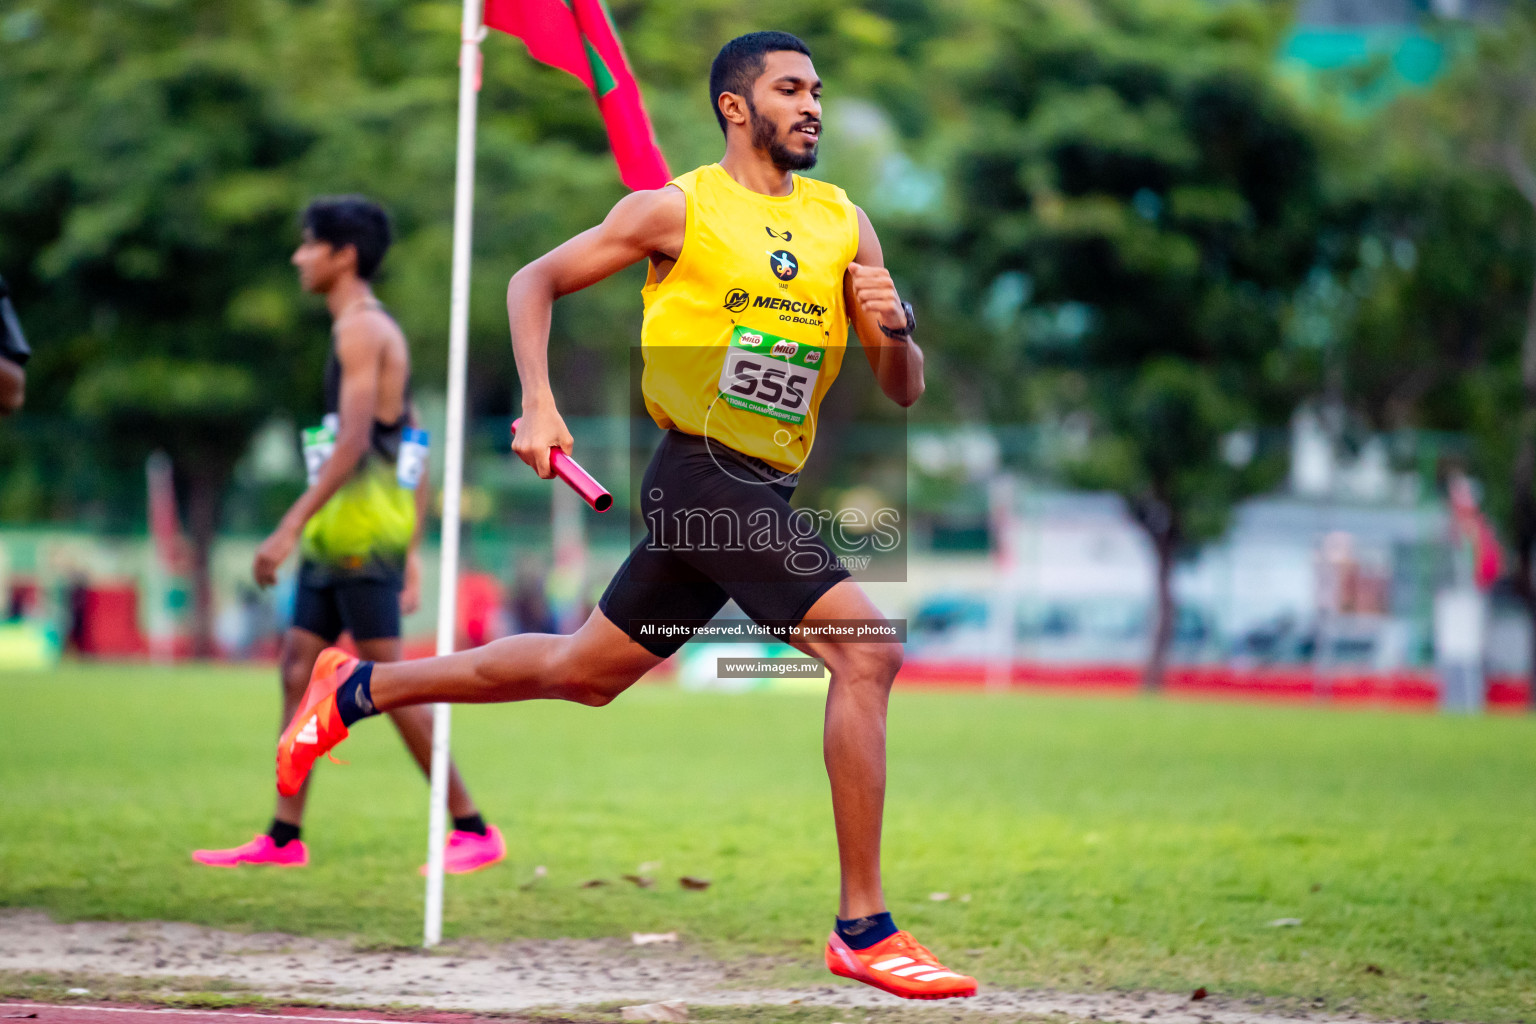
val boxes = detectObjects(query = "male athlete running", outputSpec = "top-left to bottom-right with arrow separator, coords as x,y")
275,36 -> 975,999
194,197 -> 504,876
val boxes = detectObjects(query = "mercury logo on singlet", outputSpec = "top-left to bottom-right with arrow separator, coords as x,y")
720,287 -> 826,327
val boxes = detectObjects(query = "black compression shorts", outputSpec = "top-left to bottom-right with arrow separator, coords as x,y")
291,570 -> 402,643
599,430 -> 851,657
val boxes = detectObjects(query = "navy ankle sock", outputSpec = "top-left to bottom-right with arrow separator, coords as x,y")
267,819 -> 301,848
453,813 -> 487,836
335,662 -> 378,727
835,911 -> 897,950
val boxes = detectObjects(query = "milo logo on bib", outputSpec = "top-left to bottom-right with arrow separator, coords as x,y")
718,324 -> 824,425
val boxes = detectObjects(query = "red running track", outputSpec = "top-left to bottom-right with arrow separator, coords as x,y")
0,1006 -> 516,1024
894,659 -> 1534,709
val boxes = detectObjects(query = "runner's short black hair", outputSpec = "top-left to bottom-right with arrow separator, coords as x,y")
302,196 -> 392,280
709,31 -> 812,135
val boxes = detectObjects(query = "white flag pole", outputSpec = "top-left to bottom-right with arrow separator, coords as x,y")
425,0 -> 486,949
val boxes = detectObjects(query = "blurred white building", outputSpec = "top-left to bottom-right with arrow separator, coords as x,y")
905,411 -> 1471,672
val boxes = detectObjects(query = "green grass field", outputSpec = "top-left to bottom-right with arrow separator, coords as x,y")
3,666 -> 1535,1022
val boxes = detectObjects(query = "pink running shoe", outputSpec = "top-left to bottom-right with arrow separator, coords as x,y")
420,824 -> 507,875
191,834 -> 308,868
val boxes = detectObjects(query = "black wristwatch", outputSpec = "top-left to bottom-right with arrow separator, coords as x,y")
878,300 -> 916,340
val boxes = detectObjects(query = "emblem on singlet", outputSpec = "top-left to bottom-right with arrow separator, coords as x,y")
723,288 -> 750,313
767,250 -> 799,281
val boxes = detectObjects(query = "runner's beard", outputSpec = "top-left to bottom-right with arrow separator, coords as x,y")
750,107 -> 818,171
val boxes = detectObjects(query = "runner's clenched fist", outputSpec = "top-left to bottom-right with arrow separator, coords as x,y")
847,261 -> 906,333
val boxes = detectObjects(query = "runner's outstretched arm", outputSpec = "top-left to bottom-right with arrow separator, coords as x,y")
507,187 -> 685,479
253,318 -> 386,585
844,206 -> 924,408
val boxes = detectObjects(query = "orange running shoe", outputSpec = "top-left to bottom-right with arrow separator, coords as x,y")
276,647 -> 358,797
825,929 -> 977,1000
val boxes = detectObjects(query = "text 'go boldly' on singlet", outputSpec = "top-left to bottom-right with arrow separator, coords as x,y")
639,163 -> 861,475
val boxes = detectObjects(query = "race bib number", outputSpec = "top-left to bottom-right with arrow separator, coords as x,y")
717,325 -> 823,425
301,415 -> 338,487
397,427 -> 430,489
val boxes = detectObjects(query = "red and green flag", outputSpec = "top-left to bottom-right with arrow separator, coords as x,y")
484,0 -> 671,191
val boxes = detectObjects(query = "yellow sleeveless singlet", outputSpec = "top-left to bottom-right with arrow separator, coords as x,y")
640,163 -> 861,474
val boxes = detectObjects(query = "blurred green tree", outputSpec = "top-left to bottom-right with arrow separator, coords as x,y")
1323,8 -> 1536,698
0,0 -> 635,650
0,0 -> 323,651
1440,9 -> 1536,702
902,0 -> 1321,688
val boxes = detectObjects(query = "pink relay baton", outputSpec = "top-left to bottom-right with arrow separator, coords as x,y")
510,417 -> 613,512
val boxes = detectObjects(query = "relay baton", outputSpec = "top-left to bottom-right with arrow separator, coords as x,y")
510,417 -> 613,512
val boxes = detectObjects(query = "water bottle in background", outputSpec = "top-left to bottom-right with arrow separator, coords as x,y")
397,427 -> 430,489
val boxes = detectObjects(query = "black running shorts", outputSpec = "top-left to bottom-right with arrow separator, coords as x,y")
291,570 -> 402,643
599,430 -> 851,657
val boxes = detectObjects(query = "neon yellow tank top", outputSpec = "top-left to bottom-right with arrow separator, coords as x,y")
640,163 -> 860,474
